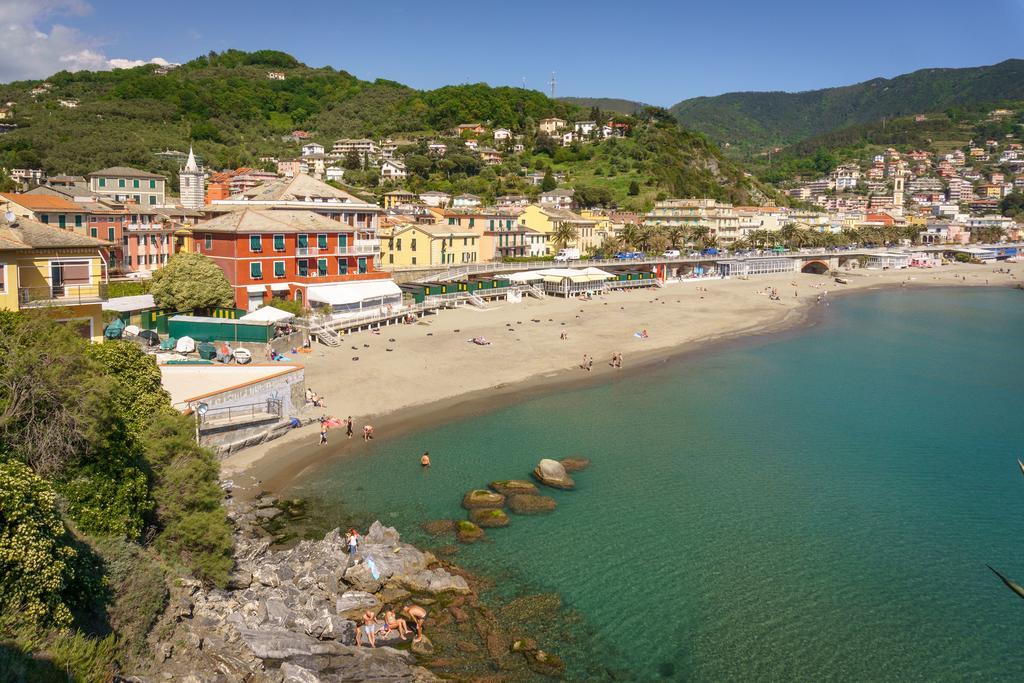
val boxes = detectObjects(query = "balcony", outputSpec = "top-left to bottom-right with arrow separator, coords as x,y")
296,246 -> 322,256
18,283 -> 108,308
336,239 -> 380,256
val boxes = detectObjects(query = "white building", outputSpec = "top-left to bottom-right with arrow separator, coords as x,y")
178,147 -> 205,210
452,194 -> 481,208
419,191 -> 451,207
574,121 -> 597,136
539,188 -> 575,210
380,159 -> 407,181
301,143 -> 325,157
325,166 -> 345,182
493,128 -> 512,141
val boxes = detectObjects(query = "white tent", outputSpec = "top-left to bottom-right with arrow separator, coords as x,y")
239,305 -> 295,323
508,271 -> 545,283
307,280 -> 403,314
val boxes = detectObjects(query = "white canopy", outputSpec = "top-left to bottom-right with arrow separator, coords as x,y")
245,285 -> 265,294
269,283 -> 290,292
508,271 -> 544,283
307,280 -> 402,307
102,294 -> 155,313
239,305 -> 295,323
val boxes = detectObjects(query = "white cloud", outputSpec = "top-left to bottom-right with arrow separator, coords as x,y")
0,1 -> 169,82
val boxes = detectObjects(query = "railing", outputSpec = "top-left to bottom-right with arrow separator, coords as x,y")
18,283 -> 108,307
336,239 -> 380,256
296,246 -> 321,256
200,399 -> 282,426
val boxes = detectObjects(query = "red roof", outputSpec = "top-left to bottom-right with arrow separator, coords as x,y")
0,193 -> 82,211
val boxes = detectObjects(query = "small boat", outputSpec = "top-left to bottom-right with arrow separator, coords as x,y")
834,277 -> 848,285
232,348 -> 252,364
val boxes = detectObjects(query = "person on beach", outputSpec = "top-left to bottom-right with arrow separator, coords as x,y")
402,604 -> 427,643
421,452 -> 431,467
380,606 -> 410,640
319,421 -> 328,446
346,417 -> 354,439
363,424 -> 375,441
356,610 -> 378,648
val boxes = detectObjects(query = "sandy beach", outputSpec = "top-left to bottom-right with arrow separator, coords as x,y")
221,262 -> 1023,495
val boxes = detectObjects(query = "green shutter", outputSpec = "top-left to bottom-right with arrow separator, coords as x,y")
150,180 -> 156,189
250,234 -> 262,251
119,179 -> 125,188
74,215 -> 82,227
250,262 -> 262,278
337,258 -> 348,275
108,227 -> 114,240
273,234 -> 285,251
317,234 -> 328,249
274,261 -> 285,277
298,260 -> 308,276
297,234 -> 308,248
317,258 -> 327,276
133,179 -> 139,188
99,178 -> 106,187
357,257 -> 367,274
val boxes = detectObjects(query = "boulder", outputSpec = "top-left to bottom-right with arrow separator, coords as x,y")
334,591 -> 380,620
280,662 -> 321,683
559,457 -> 591,472
411,635 -> 434,656
421,519 -> 455,536
456,520 -> 485,543
343,562 -> 382,594
507,494 -> 557,515
462,489 -> 505,510
398,568 -> 471,595
469,508 -> 510,528
363,520 -> 401,545
525,649 -> 566,678
488,480 -> 539,497
531,459 -> 575,490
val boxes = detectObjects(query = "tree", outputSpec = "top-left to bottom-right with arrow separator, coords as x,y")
0,460 -> 101,628
665,226 -> 688,250
150,253 -> 234,312
628,180 -> 640,196
0,312 -> 113,477
619,223 -> 641,250
689,226 -> 712,249
551,222 -> 579,250
1000,192 -> 1024,218
540,170 -> 556,192
343,151 -> 362,170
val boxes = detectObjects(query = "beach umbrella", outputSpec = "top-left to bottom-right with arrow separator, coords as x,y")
159,337 -> 177,351
175,336 -> 196,353
124,324 -> 141,336
138,330 -> 160,346
104,318 -> 125,339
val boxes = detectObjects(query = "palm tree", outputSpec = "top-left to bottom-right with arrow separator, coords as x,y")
840,227 -> 860,246
551,222 -> 579,250
599,235 -> 623,257
665,226 -> 688,250
619,223 -> 642,250
636,225 -> 661,253
689,225 -> 712,249
779,222 -> 802,248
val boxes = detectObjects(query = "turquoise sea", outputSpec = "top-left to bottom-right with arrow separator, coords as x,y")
291,288 -> 1024,680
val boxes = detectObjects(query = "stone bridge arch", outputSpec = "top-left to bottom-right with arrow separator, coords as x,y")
800,259 -> 830,274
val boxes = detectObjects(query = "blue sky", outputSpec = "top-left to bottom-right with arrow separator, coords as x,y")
3,0 -> 1023,104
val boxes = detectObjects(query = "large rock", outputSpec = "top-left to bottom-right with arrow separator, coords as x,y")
462,489 -> 505,510
489,480 -> 539,497
532,459 -> 575,490
398,568 -> 471,595
559,457 -> 591,472
281,662 -> 321,683
456,521 -> 485,543
334,591 -> 380,619
469,508 -> 510,528
507,494 -> 557,515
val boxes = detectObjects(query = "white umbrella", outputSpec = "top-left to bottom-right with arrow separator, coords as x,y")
175,336 -> 196,353
124,324 -> 141,336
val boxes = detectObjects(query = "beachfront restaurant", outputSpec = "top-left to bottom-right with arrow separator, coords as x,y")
717,256 -> 797,278
306,280 -> 403,316
509,267 -> 615,297
866,252 -> 910,269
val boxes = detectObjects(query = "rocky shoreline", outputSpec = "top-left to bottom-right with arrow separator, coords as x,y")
131,494 -> 567,682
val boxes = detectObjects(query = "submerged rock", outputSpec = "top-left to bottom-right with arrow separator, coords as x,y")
422,519 -> 456,536
532,459 -> 575,490
559,457 -> 591,472
469,508 -> 510,528
489,480 -> 539,497
526,649 -> 566,678
462,489 -> 506,510
456,520 -> 485,543
507,494 -> 557,515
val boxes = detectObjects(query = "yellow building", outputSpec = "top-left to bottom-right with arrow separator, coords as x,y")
382,223 -> 479,267
1,212 -> 110,341
518,204 -> 599,255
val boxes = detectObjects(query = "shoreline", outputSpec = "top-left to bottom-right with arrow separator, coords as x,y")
221,263 -> 1022,499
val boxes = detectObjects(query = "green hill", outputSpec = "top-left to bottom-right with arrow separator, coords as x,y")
557,97 -> 649,116
0,49 -> 772,209
669,59 -> 1024,154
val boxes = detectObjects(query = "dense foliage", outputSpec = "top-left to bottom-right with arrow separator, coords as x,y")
670,59 -> 1024,152
150,252 -> 234,312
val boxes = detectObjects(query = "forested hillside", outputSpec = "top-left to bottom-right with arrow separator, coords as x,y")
669,59 -> 1024,154
0,49 -> 772,209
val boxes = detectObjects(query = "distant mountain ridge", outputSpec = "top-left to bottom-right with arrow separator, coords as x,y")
668,59 -> 1024,152
557,97 -> 649,116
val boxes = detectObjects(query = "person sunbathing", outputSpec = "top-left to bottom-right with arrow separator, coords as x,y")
379,606 -> 410,639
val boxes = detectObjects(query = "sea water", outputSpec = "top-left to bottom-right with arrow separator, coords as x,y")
292,288 -> 1024,680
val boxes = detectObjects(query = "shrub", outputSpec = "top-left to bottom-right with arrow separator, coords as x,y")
150,253 -> 233,312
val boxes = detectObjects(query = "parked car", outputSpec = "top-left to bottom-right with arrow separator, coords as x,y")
662,249 -> 681,258
615,251 -> 644,260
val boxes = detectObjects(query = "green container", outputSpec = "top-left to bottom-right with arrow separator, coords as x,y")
167,315 -> 273,343
197,342 -> 217,360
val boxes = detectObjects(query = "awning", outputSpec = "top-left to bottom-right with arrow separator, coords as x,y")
102,294 -> 156,312
269,283 -> 290,292
508,271 -> 544,283
306,280 -> 402,306
245,285 -> 265,294
239,306 -> 295,323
